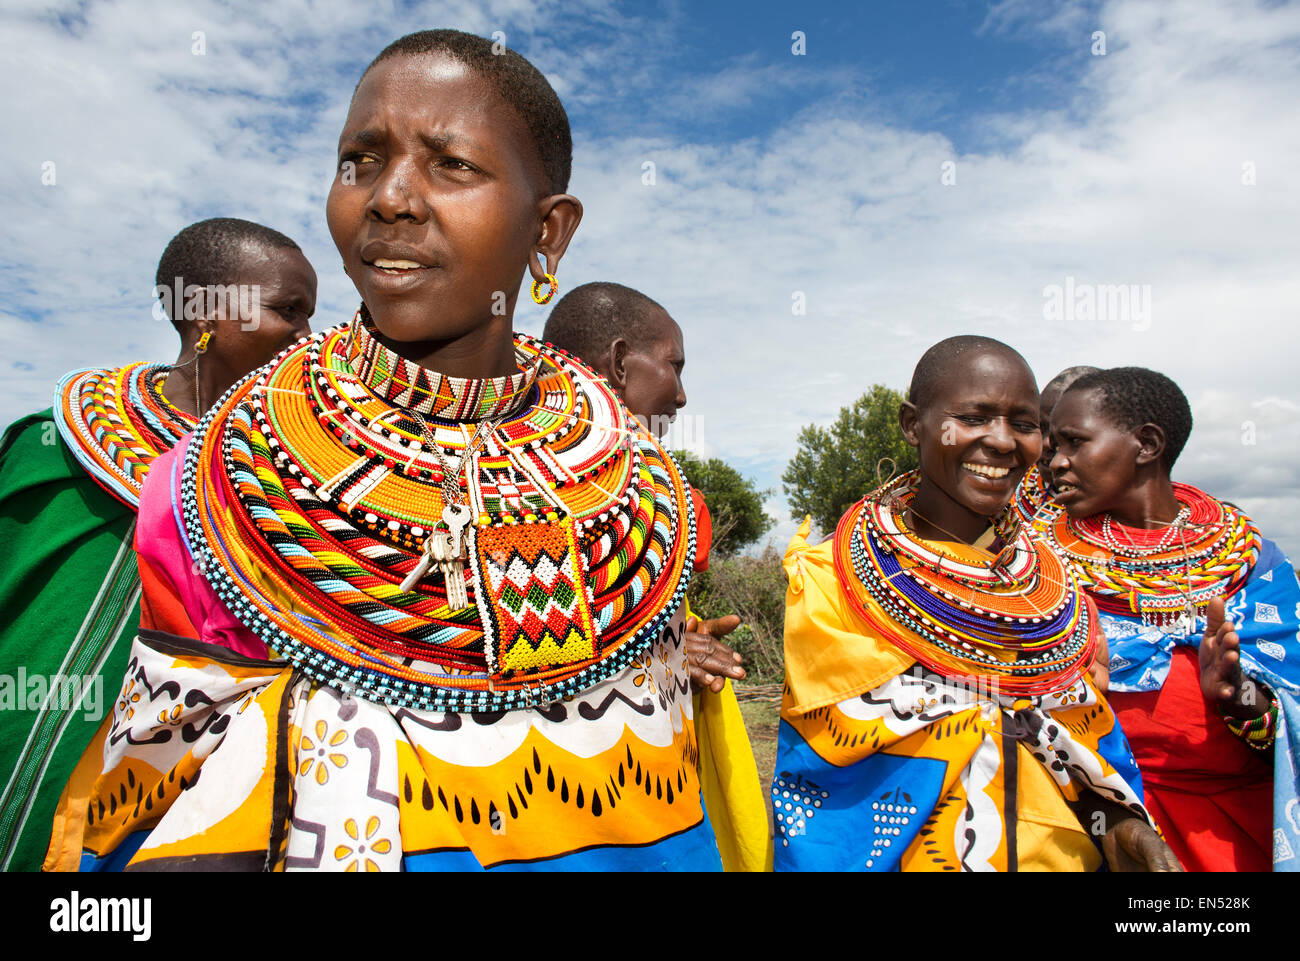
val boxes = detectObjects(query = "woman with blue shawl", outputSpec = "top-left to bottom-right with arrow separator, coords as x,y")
1045,366 -> 1300,871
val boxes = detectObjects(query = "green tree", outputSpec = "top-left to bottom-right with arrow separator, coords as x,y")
781,384 -> 918,536
672,451 -> 773,557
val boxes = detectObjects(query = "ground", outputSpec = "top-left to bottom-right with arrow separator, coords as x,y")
736,689 -> 780,838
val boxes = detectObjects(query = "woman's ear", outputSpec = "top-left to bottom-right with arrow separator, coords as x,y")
899,401 -> 921,446
1134,423 -> 1167,467
604,337 -> 630,392
528,194 -> 584,285
192,315 -> 216,347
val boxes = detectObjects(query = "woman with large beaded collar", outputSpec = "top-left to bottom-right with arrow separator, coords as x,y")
45,30 -> 746,872
1044,367 -> 1300,871
0,217 -> 314,874
774,335 -> 1179,872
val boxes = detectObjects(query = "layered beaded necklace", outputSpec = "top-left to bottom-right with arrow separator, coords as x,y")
832,471 -> 1094,697
182,310 -> 694,712
54,362 -> 198,509
1012,464 -> 1052,526
1043,482 -> 1261,628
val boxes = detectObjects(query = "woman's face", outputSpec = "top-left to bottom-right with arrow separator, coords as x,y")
903,350 -> 1042,521
326,53 -> 544,350
1049,387 -> 1144,518
210,244 -> 316,373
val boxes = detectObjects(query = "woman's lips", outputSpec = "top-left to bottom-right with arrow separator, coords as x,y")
1052,481 -> 1082,504
362,259 -> 438,292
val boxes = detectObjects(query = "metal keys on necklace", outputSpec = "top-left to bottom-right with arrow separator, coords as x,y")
400,504 -> 473,609
399,413 -> 503,608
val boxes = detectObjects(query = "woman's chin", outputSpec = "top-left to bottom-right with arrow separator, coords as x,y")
367,312 -> 469,347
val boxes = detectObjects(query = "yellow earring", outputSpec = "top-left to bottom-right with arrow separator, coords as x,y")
196,331 -> 212,353
531,272 -> 558,305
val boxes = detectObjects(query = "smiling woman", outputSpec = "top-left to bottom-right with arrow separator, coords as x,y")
772,335 -> 1179,873
45,29 -> 763,874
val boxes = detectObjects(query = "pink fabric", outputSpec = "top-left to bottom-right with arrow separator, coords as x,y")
134,436 -> 269,659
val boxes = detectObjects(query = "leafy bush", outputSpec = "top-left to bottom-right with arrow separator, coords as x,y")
687,546 -> 788,684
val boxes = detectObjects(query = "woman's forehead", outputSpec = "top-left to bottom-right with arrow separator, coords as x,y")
342,52 -> 540,178
929,351 -> 1037,411
1052,386 -> 1109,426
345,54 -> 512,136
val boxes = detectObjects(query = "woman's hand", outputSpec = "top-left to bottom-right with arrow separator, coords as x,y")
1103,818 -> 1183,872
1088,629 -> 1109,694
684,614 -> 745,694
1199,597 -> 1268,720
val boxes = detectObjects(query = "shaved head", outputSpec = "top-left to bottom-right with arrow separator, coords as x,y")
542,282 -> 672,366
907,335 -> 1035,412
1041,365 -> 1100,410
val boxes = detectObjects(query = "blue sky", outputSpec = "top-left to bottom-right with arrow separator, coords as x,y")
2,0 -> 1299,557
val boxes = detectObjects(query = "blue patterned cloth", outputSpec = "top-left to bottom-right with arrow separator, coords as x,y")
1102,536 -> 1300,871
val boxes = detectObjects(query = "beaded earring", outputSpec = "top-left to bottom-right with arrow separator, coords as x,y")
988,503 -> 1023,571
193,330 -> 211,413
531,272 -> 558,305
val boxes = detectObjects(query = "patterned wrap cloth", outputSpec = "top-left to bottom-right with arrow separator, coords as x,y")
1094,536 -> 1300,871
773,518 -> 1154,872
0,367 -> 194,871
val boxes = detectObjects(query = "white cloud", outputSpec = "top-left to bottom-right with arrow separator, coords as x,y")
554,0 -> 1300,558
3,0 -> 1298,562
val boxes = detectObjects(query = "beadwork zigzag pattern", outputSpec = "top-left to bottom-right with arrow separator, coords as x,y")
473,521 -> 599,675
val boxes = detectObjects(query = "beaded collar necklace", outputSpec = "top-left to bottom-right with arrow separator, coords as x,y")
1043,482 -> 1261,627
1012,464 -> 1053,526
832,470 -> 1093,697
182,310 -> 694,712
54,362 -> 198,509
349,305 -> 538,422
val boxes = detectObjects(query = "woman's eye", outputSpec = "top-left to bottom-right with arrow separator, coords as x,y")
339,153 -> 376,171
957,415 -> 986,425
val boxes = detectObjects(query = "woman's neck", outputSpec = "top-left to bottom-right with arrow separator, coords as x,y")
908,475 -> 991,545
1105,473 -> 1181,529
373,316 -> 518,380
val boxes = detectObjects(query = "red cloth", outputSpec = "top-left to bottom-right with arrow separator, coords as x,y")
1109,646 -> 1273,871
690,487 -> 712,573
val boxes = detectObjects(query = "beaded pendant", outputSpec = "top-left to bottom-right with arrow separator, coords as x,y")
471,519 -> 600,675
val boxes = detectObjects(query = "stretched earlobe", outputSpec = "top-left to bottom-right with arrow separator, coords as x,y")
528,249 -> 550,285
898,401 -> 921,445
